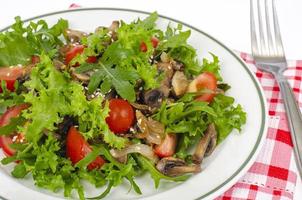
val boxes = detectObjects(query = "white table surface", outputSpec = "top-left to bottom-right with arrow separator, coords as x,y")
0,0 -> 301,199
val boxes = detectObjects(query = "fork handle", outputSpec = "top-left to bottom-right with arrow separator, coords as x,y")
276,73 -> 302,178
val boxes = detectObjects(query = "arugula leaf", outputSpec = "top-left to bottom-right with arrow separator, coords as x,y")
87,181 -> 113,200
161,30 -> 190,49
0,116 -> 26,135
1,155 -> 18,165
154,100 -> 215,136
12,162 -> 28,178
75,146 -> 103,169
74,12 -> 160,100
86,145 -> 141,199
137,12 -> 158,30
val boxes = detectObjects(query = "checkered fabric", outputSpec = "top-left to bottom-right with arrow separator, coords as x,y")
216,52 -> 300,200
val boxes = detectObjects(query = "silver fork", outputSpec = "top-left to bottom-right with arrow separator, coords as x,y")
251,0 -> 302,178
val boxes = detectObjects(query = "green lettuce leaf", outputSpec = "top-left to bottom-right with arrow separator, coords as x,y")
0,17 -> 67,66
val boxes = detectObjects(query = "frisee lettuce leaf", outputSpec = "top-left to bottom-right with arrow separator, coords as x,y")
0,17 -> 67,66
21,53 -> 127,148
210,94 -> 247,143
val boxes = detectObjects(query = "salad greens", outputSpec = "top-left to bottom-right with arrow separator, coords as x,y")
0,12 -> 246,200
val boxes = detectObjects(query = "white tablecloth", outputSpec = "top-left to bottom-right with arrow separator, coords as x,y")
1,0 -> 301,199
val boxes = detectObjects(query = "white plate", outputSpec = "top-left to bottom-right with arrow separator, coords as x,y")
0,8 -> 268,200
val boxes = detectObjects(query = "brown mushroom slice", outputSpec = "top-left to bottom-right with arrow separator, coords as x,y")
172,71 -> 189,96
135,110 -> 150,138
108,21 -> 120,32
160,52 -> 170,63
192,123 -> 216,164
130,102 -> 154,114
135,110 -> 164,144
156,157 -> 201,177
110,144 -> 159,164
143,89 -> 165,108
53,59 -> 66,71
70,67 -> 90,82
143,61 -> 175,108
65,29 -> 87,43
157,62 -> 174,96
171,60 -> 184,71
205,125 -> 217,157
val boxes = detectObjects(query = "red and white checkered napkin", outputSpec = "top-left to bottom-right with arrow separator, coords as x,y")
216,52 -> 300,200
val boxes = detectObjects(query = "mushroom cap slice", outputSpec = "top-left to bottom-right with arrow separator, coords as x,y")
205,126 -> 217,157
192,123 -> 217,164
172,71 -> 189,96
156,157 -> 201,177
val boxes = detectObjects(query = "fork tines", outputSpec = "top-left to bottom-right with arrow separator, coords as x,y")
250,0 -> 285,59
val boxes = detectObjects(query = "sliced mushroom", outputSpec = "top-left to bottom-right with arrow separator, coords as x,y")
110,144 -> 159,164
136,110 -> 164,144
70,67 -> 90,82
156,157 -> 201,177
64,29 -> 87,43
16,65 -> 34,84
59,44 -> 73,57
171,60 -> 184,71
108,21 -> 119,32
143,61 -> 175,108
160,52 -> 170,63
130,102 -> 152,113
157,62 -> 174,97
205,125 -> 217,157
172,71 -> 189,96
53,59 -> 66,71
143,89 -> 165,108
192,123 -> 216,164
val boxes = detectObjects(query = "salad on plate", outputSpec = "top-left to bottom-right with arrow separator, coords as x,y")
0,12 -> 246,199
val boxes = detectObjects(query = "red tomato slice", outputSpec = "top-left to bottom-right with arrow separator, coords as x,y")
31,55 -> 40,64
65,45 -> 97,66
154,133 -> 177,158
0,104 -> 29,156
0,66 -> 27,92
106,99 -> 135,134
140,37 -> 160,52
151,37 -> 159,48
187,72 -> 217,102
66,126 -> 105,170
140,42 -> 148,53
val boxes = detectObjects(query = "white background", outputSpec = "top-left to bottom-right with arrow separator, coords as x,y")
0,0 -> 301,199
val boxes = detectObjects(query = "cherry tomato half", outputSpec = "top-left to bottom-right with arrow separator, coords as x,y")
0,66 -> 27,92
0,104 -> 29,156
31,55 -> 40,64
154,133 -> 177,158
140,37 -> 159,52
65,45 -> 97,66
106,99 -> 135,134
140,42 -> 148,53
187,72 -> 217,102
66,126 -> 105,170
151,37 -> 159,48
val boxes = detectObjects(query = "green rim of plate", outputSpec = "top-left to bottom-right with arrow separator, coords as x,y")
0,7 -> 266,200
